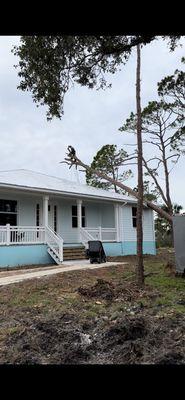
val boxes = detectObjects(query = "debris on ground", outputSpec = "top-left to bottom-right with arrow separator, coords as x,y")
0,248 -> 185,364
0,312 -> 184,364
77,279 -> 115,300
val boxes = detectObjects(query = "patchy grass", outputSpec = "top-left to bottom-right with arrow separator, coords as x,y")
144,261 -> 185,314
0,248 -> 184,364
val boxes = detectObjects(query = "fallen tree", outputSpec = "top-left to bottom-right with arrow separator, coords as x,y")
62,146 -> 173,223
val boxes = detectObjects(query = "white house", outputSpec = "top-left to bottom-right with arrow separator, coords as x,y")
0,169 -> 156,268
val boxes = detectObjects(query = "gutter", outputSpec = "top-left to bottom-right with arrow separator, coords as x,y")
0,183 -> 137,204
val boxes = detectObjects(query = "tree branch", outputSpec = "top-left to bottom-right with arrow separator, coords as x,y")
62,146 -> 173,223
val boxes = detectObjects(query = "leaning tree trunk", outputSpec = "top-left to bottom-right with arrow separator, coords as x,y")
136,44 -> 144,287
63,153 -> 173,223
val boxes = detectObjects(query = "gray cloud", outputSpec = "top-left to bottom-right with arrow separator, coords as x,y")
0,36 -> 184,206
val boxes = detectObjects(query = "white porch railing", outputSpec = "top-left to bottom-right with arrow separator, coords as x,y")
0,224 -> 63,264
80,226 -> 117,246
0,224 -> 46,245
80,227 -> 94,248
45,225 -> 63,263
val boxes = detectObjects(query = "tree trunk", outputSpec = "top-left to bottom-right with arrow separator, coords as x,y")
136,44 -> 144,287
160,128 -> 173,216
65,154 -> 173,223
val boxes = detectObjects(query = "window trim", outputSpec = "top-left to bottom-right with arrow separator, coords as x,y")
0,199 -> 18,226
72,205 -> 86,228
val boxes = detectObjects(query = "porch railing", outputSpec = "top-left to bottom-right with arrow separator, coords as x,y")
80,227 -> 94,248
80,227 -> 117,245
45,225 -> 63,263
0,224 -> 46,245
0,224 -> 63,263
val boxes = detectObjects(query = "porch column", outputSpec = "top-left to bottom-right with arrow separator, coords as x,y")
43,195 -> 49,227
114,204 -> 120,242
77,199 -> 82,242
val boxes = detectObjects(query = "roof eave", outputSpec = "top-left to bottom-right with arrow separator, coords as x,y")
0,182 -> 137,204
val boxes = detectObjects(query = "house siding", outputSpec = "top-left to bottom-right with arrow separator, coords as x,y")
103,241 -> 156,256
0,189 -> 156,267
0,244 -> 54,268
121,205 -> 155,242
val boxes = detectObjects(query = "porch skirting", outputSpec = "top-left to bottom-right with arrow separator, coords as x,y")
0,241 -> 156,268
103,241 -> 156,256
0,244 -> 54,268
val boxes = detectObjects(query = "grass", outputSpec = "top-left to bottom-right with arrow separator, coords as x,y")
0,250 -> 185,322
144,261 -> 185,314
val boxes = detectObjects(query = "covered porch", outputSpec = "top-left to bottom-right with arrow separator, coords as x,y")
0,192 -> 122,265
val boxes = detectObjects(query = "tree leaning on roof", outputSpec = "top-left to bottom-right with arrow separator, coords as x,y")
62,146 -> 173,223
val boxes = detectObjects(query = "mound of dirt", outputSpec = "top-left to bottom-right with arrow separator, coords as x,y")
77,279 -> 159,304
2,316 -> 91,364
103,316 -> 148,346
1,312 -> 185,365
154,351 -> 184,364
77,279 -> 115,300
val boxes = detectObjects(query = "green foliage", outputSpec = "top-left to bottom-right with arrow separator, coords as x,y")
120,100 -> 184,140
157,57 -> 185,110
12,35 -> 181,120
155,203 -> 183,248
133,180 -> 158,202
86,144 -> 133,193
119,97 -> 185,208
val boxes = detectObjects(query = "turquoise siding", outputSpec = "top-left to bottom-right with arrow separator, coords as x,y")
0,244 -> 54,268
103,242 -> 123,256
103,241 -> 156,256
0,241 -> 156,268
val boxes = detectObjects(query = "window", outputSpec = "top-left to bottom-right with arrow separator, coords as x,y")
132,207 -> 137,228
72,205 -> 78,228
72,205 -> 86,228
36,204 -> 40,226
82,206 -> 85,228
54,205 -> 57,233
0,199 -> 17,226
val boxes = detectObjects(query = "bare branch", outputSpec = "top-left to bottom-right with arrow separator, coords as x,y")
142,157 -> 168,205
61,146 -> 173,223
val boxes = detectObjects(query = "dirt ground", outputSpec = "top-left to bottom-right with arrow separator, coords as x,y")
0,248 -> 185,365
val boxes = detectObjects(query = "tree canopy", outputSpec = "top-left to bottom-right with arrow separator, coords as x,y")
86,144 -> 133,193
157,57 -> 185,111
119,99 -> 185,214
12,35 -> 182,120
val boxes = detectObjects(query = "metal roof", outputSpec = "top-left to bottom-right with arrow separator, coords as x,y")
0,169 -> 137,203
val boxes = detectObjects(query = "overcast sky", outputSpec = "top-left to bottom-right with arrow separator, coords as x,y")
0,36 -> 184,206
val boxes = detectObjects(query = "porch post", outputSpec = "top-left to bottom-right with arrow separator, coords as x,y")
6,224 -> 10,246
77,199 -> 82,243
114,204 -> 120,242
43,195 -> 49,227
